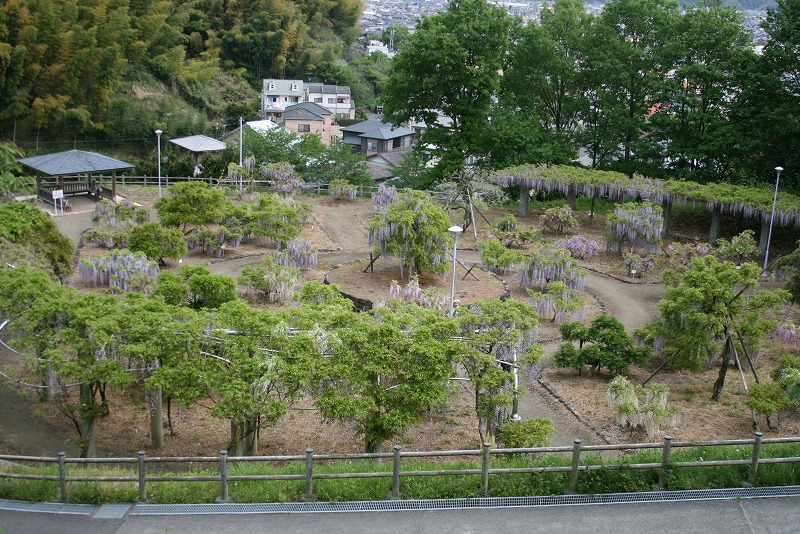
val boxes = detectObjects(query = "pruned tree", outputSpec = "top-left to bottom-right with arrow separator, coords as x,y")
554,315 -> 650,375
154,181 -> 232,233
128,222 -> 187,265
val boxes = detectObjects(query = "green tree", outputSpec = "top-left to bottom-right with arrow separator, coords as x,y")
0,142 -> 28,196
368,190 -> 454,278
303,140 -> 372,185
554,315 -> 650,375
382,0 -> 514,178
638,256 -> 788,399
0,202 -> 74,280
153,265 -> 237,310
154,181 -> 231,233
312,303 -> 459,453
128,222 -> 188,265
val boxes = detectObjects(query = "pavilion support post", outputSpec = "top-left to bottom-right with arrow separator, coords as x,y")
566,184 -> 577,210
112,171 -> 117,201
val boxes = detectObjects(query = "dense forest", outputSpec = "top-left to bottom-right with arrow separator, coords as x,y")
0,0 -> 364,154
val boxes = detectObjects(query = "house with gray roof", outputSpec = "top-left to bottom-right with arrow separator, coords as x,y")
262,79 -> 355,121
339,120 -> 415,155
279,102 -> 341,147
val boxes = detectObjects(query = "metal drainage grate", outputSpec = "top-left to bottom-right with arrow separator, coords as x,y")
0,499 -> 95,516
129,486 -> 800,516
93,504 -> 132,519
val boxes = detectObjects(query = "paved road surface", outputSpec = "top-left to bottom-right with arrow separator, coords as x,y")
1,495 -> 799,534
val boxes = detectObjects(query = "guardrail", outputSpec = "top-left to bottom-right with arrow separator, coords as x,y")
1,433 -> 798,503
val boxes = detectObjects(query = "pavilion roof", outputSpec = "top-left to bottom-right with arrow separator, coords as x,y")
17,150 -> 134,176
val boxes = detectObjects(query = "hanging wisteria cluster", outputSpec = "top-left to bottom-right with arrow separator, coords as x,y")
526,282 -> 586,325
553,235 -> 600,260
664,241 -> 712,266
605,377 -> 679,438
84,199 -> 149,249
491,164 -> 800,228
272,240 -> 318,269
518,243 -> 586,291
384,276 -> 450,311
541,205 -> 579,232
606,201 -> 663,254
622,252 -> 657,277
776,322 -> 800,346
79,249 -> 159,294
328,179 -> 358,201
371,183 -> 399,212
238,256 -> 299,303
261,162 -> 304,196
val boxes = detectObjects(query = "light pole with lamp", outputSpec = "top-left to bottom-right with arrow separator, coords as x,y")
155,129 -> 163,197
448,225 -> 463,317
763,166 -> 784,274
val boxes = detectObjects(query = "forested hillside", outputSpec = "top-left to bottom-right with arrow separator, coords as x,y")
0,0 -> 363,153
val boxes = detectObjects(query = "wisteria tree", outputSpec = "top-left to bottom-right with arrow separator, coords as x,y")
237,255 -> 300,303
527,281 -> 585,324
243,194 -> 303,249
542,205 -> 579,233
554,235 -> 600,260
606,200 -> 663,254
637,256 -> 788,400
371,183 -> 399,212
261,162 -> 304,196
368,190 -> 453,278
518,242 -> 587,290
79,249 -> 160,294
328,179 -> 358,201
479,240 -> 524,275
383,275 -> 449,311
456,299 -> 543,444
83,199 -> 149,249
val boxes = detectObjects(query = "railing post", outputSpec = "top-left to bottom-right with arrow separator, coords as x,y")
138,451 -> 147,502
390,444 -> 402,500
216,450 -> 231,503
748,432 -> 763,486
658,435 -> 672,490
58,452 -> 68,502
303,448 -> 315,502
568,439 -> 582,494
481,442 -> 491,495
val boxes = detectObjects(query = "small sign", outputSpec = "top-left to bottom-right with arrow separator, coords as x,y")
52,189 -> 64,200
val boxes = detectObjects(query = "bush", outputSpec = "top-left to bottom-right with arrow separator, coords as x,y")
496,418 -> 554,448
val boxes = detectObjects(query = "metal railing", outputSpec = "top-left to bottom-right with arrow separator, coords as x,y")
1,433 -> 798,503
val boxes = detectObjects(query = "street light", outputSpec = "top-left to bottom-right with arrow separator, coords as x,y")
763,166 -> 784,274
448,225 -> 463,317
155,129 -> 163,197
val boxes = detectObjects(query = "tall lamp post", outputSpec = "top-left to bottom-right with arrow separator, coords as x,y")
448,225 -> 463,317
155,129 -> 163,197
763,166 -> 784,274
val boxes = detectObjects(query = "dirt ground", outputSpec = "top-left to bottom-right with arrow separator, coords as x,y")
1,187 -> 798,459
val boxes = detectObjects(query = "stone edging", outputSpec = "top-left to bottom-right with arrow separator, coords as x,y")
536,378 -> 611,444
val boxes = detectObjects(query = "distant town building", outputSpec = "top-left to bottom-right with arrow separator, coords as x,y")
262,79 -> 355,121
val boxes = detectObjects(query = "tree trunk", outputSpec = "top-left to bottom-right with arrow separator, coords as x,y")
78,383 -> 97,458
566,185 -> 577,210
661,199 -> 672,240
229,417 -> 259,456
149,387 -> 163,450
708,205 -> 721,245
365,438 -> 384,463
711,339 -> 732,402
519,186 -> 529,217
589,194 -> 597,221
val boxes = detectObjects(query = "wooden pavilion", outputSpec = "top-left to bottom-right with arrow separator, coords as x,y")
17,150 -> 135,206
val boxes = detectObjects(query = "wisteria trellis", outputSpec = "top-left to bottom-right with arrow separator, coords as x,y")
492,164 -> 800,227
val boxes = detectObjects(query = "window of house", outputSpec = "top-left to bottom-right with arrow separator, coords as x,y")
298,124 -> 311,133
367,141 -> 377,151
328,98 -> 335,104
269,83 -> 275,90
314,98 -> 323,103
292,84 -> 298,91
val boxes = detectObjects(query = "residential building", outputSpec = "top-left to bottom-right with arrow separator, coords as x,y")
279,102 -> 341,147
339,119 -> 415,155
262,79 -> 356,121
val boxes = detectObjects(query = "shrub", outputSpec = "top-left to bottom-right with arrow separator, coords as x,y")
541,205 -> 578,232
496,418 -> 554,448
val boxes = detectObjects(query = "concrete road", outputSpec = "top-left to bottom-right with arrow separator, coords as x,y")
2,495 -> 799,534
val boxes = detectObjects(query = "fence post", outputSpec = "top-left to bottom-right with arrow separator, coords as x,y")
216,450 -> 231,503
748,432 -> 763,486
480,442 -> 491,496
568,439 -> 582,494
58,452 -> 68,502
658,435 -> 672,490
390,444 -> 402,500
303,448 -> 315,502
138,451 -> 147,502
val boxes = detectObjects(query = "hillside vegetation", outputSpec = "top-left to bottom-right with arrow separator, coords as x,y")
0,0 -> 363,151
